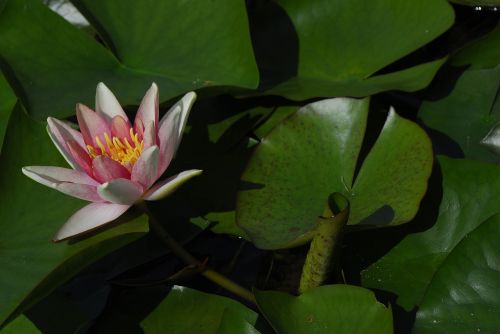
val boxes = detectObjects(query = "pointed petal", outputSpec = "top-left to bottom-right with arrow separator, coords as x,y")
142,120 -> 156,151
92,156 -> 130,183
22,166 -> 102,202
76,103 -> 111,147
46,117 -> 85,170
111,115 -> 132,140
134,83 -> 158,134
157,92 -> 196,175
67,140 -> 93,176
22,166 -> 98,186
143,169 -> 202,201
157,108 -> 182,176
53,202 -> 130,242
95,82 -> 128,122
131,146 -> 159,188
97,178 -> 143,204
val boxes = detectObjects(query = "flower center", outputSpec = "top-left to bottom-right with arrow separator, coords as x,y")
87,127 -> 143,169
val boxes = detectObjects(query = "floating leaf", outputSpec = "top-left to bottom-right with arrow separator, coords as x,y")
237,98 -> 432,249
414,213 -> 500,333
362,157 -> 500,310
0,72 -> 16,152
0,315 -> 40,334
0,0 -> 258,119
255,285 -> 393,334
141,286 -> 258,334
254,0 -> 454,99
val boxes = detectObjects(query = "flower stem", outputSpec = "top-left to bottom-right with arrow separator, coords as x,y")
136,202 -> 256,304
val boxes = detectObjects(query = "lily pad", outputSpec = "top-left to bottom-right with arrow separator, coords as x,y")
140,286 -> 258,334
419,24 -> 500,163
362,157 -> 500,310
255,0 -> 454,100
0,72 -> 16,152
0,315 -> 40,334
255,285 -> 393,334
414,213 -> 500,333
0,0 -> 258,120
237,98 -> 433,249
0,105 -> 148,327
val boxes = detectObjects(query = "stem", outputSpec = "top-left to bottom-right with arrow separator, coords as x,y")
136,202 -> 256,304
298,193 -> 350,294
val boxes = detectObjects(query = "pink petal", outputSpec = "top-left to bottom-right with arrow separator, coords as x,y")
46,117 -> 85,171
95,82 -> 129,122
142,120 -> 156,151
97,178 -> 143,204
134,83 -> 158,135
131,146 -> 159,188
53,202 -> 131,242
157,108 -> 182,176
157,92 -> 196,175
143,169 -> 202,201
111,115 -> 132,141
67,140 -> 93,176
76,103 -> 111,148
22,166 -> 102,202
92,156 -> 131,183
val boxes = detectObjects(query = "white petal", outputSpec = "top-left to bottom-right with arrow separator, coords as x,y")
143,169 -> 202,201
95,82 -> 128,122
97,178 -> 143,205
22,166 -> 98,186
53,202 -> 131,241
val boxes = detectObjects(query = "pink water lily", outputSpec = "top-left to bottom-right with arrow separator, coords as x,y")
22,83 -> 201,242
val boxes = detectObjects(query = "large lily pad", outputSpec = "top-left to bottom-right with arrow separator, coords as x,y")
0,105 -> 148,327
255,285 -> 393,334
256,0 -> 454,100
237,98 -> 433,249
362,157 -> 500,310
0,0 -> 258,119
140,286 -> 258,334
414,213 -> 500,333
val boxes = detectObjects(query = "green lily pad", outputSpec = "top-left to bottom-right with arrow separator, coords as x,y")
0,105 -> 148,327
140,286 -> 258,334
362,157 -> 500,310
255,285 -> 393,334
0,72 -> 16,153
420,66 -> 500,163
414,213 -> 500,333
257,0 -> 454,100
0,0 -> 258,120
419,23 -> 500,163
452,23 -> 500,70
0,315 -> 40,334
237,98 -> 433,249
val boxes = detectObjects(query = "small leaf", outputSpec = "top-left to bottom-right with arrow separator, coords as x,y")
140,286 -> 258,334
255,285 -> 393,334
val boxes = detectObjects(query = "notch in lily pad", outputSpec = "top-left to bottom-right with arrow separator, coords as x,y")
236,97 -> 433,249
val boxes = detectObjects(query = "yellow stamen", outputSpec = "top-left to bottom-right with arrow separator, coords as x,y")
86,129 -> 144,169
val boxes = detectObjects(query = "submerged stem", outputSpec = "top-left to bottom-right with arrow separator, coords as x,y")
298,193 -> 350,294
136,202 -> 256,304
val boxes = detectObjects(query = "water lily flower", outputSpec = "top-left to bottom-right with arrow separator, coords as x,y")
22,83 -> 201,242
